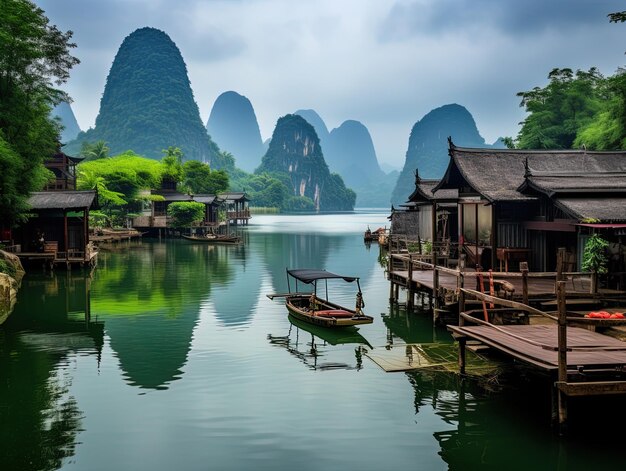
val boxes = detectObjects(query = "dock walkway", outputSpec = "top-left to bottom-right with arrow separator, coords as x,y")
449,284 -> 626,432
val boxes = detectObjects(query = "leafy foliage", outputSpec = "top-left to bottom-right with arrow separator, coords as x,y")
0,258 -> 17,278
80,140 -> 110,161
515,68 -> 605,149
0,0 -> 79,226
167,201 -> 205,228
582,234 -> 609,274
182,160 -> 229,195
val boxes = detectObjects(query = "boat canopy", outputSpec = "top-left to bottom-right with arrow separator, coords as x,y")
287,269 -> 358,284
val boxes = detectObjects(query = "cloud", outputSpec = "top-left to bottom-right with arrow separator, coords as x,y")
34,0 -> 626,166
379,0 -> 624,41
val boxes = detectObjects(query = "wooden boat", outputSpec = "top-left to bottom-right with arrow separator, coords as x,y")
181,233 -> 241,244
267,269 -> 374,327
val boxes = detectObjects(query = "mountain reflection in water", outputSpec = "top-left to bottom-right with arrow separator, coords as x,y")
2,212 -> 626,470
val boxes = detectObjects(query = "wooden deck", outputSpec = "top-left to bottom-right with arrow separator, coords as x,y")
17,250 -> 98,269
448,324 -> 626,371
447,283 -> 626,432
389,266 -> 626,304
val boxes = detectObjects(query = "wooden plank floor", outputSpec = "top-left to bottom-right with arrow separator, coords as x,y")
448,324 -> 626,371
390,268 -> 624,299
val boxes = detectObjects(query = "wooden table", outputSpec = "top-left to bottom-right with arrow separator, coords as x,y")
497,247 -> 530,272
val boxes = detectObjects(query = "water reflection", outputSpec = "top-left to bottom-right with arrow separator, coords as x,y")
268,315 -> 369,370
0,271 -> 97,471
382,303 -> 451,346
94,241 -> 234,390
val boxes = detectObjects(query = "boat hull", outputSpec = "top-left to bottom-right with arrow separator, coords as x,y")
181,234 -> 240,244
285,295 -> 373,327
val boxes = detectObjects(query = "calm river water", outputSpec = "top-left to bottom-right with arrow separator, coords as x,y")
1,212 -> 624,470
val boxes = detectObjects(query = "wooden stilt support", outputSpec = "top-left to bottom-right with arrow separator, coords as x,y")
389,279 -> 395,303
556,280 -> 568,435
407,255 -> 414,310
520,261 -> 529,306
458,336 -> 467,375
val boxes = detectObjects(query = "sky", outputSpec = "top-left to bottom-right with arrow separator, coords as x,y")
37,0 -> 625,168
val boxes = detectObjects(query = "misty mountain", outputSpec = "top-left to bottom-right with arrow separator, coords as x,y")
206,91 -> 264,172
391,104 -> 492,205
52,102 -> 81,144
63,27 -> 223,167
294,109 -> 330,145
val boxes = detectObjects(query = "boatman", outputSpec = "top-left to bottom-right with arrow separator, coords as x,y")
355,291 -> 365,316
309,293 -> 318,312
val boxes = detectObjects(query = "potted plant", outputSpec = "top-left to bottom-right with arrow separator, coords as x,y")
581,234 -> 609,293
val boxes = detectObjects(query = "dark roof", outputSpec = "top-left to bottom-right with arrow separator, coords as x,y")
220,192 -> 249,202
28,190 -> 96,210
435,144 -> 626,202
192,194 -> 220,205
406,178 -> 458,204
554,197 -> 626,222
287,269 -> 358,284
155,192 -> 193,202
519,174 -> 626,197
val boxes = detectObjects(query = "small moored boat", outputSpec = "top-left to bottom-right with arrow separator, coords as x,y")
267,269 -> 374,328
181,233 -> 241,244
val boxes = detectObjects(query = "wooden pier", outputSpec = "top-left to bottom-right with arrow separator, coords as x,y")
16,244 -> 98,270
387,252 -> 626,314
447,283 -> 626,433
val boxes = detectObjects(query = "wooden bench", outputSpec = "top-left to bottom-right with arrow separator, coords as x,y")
43,241 -> 58,254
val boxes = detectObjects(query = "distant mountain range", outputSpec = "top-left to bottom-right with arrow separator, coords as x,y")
294,110 -> 394,207
206,91 -> 264,173
56,25 -> 507,211
63,27 -> 224,167
391,103 -> 505,206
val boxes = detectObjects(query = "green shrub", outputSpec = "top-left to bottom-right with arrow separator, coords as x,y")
0,259 -> 17,278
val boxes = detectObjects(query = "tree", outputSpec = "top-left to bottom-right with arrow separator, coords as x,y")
80,140 -> 110,161
167,201 -> 205,229
0,0 -> 79,226
161,146 -> 184,185
515,68 -> 605,149
182,160 -> 229,194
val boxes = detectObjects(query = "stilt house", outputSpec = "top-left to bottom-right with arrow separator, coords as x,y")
433,138 -> 626,283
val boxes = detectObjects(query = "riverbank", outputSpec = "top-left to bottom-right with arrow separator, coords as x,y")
0,250 -> 25,324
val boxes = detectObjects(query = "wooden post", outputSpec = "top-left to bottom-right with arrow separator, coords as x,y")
490,203 -> 497,271
591,270 -> 598,295
407,254 -> 414,310
64,210 -> 69,261
458,273 -> 465,326
458,337 -> 467,375
556,280 -> 568,434
556,247 -> 566,283
389,279 -> 395,304
433,267 -> 440,312
431,201 -> 437,268
520,261 -> 529,305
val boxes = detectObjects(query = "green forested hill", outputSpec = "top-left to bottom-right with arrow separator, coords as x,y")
256,114 -> 355,211
64,27 -> 223,167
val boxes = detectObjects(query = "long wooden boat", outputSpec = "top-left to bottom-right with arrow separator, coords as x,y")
267,269 -> 374,328
181,234 -> 241,244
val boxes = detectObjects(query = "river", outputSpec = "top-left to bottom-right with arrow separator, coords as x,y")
0,211 -> 623,470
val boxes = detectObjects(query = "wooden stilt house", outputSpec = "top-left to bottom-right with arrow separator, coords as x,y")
433,138 -> 626,278
391,169 -> 459,250
16,190 -> 98,266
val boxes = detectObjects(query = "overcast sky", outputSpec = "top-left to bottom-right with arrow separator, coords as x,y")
36,0 -> 625,167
